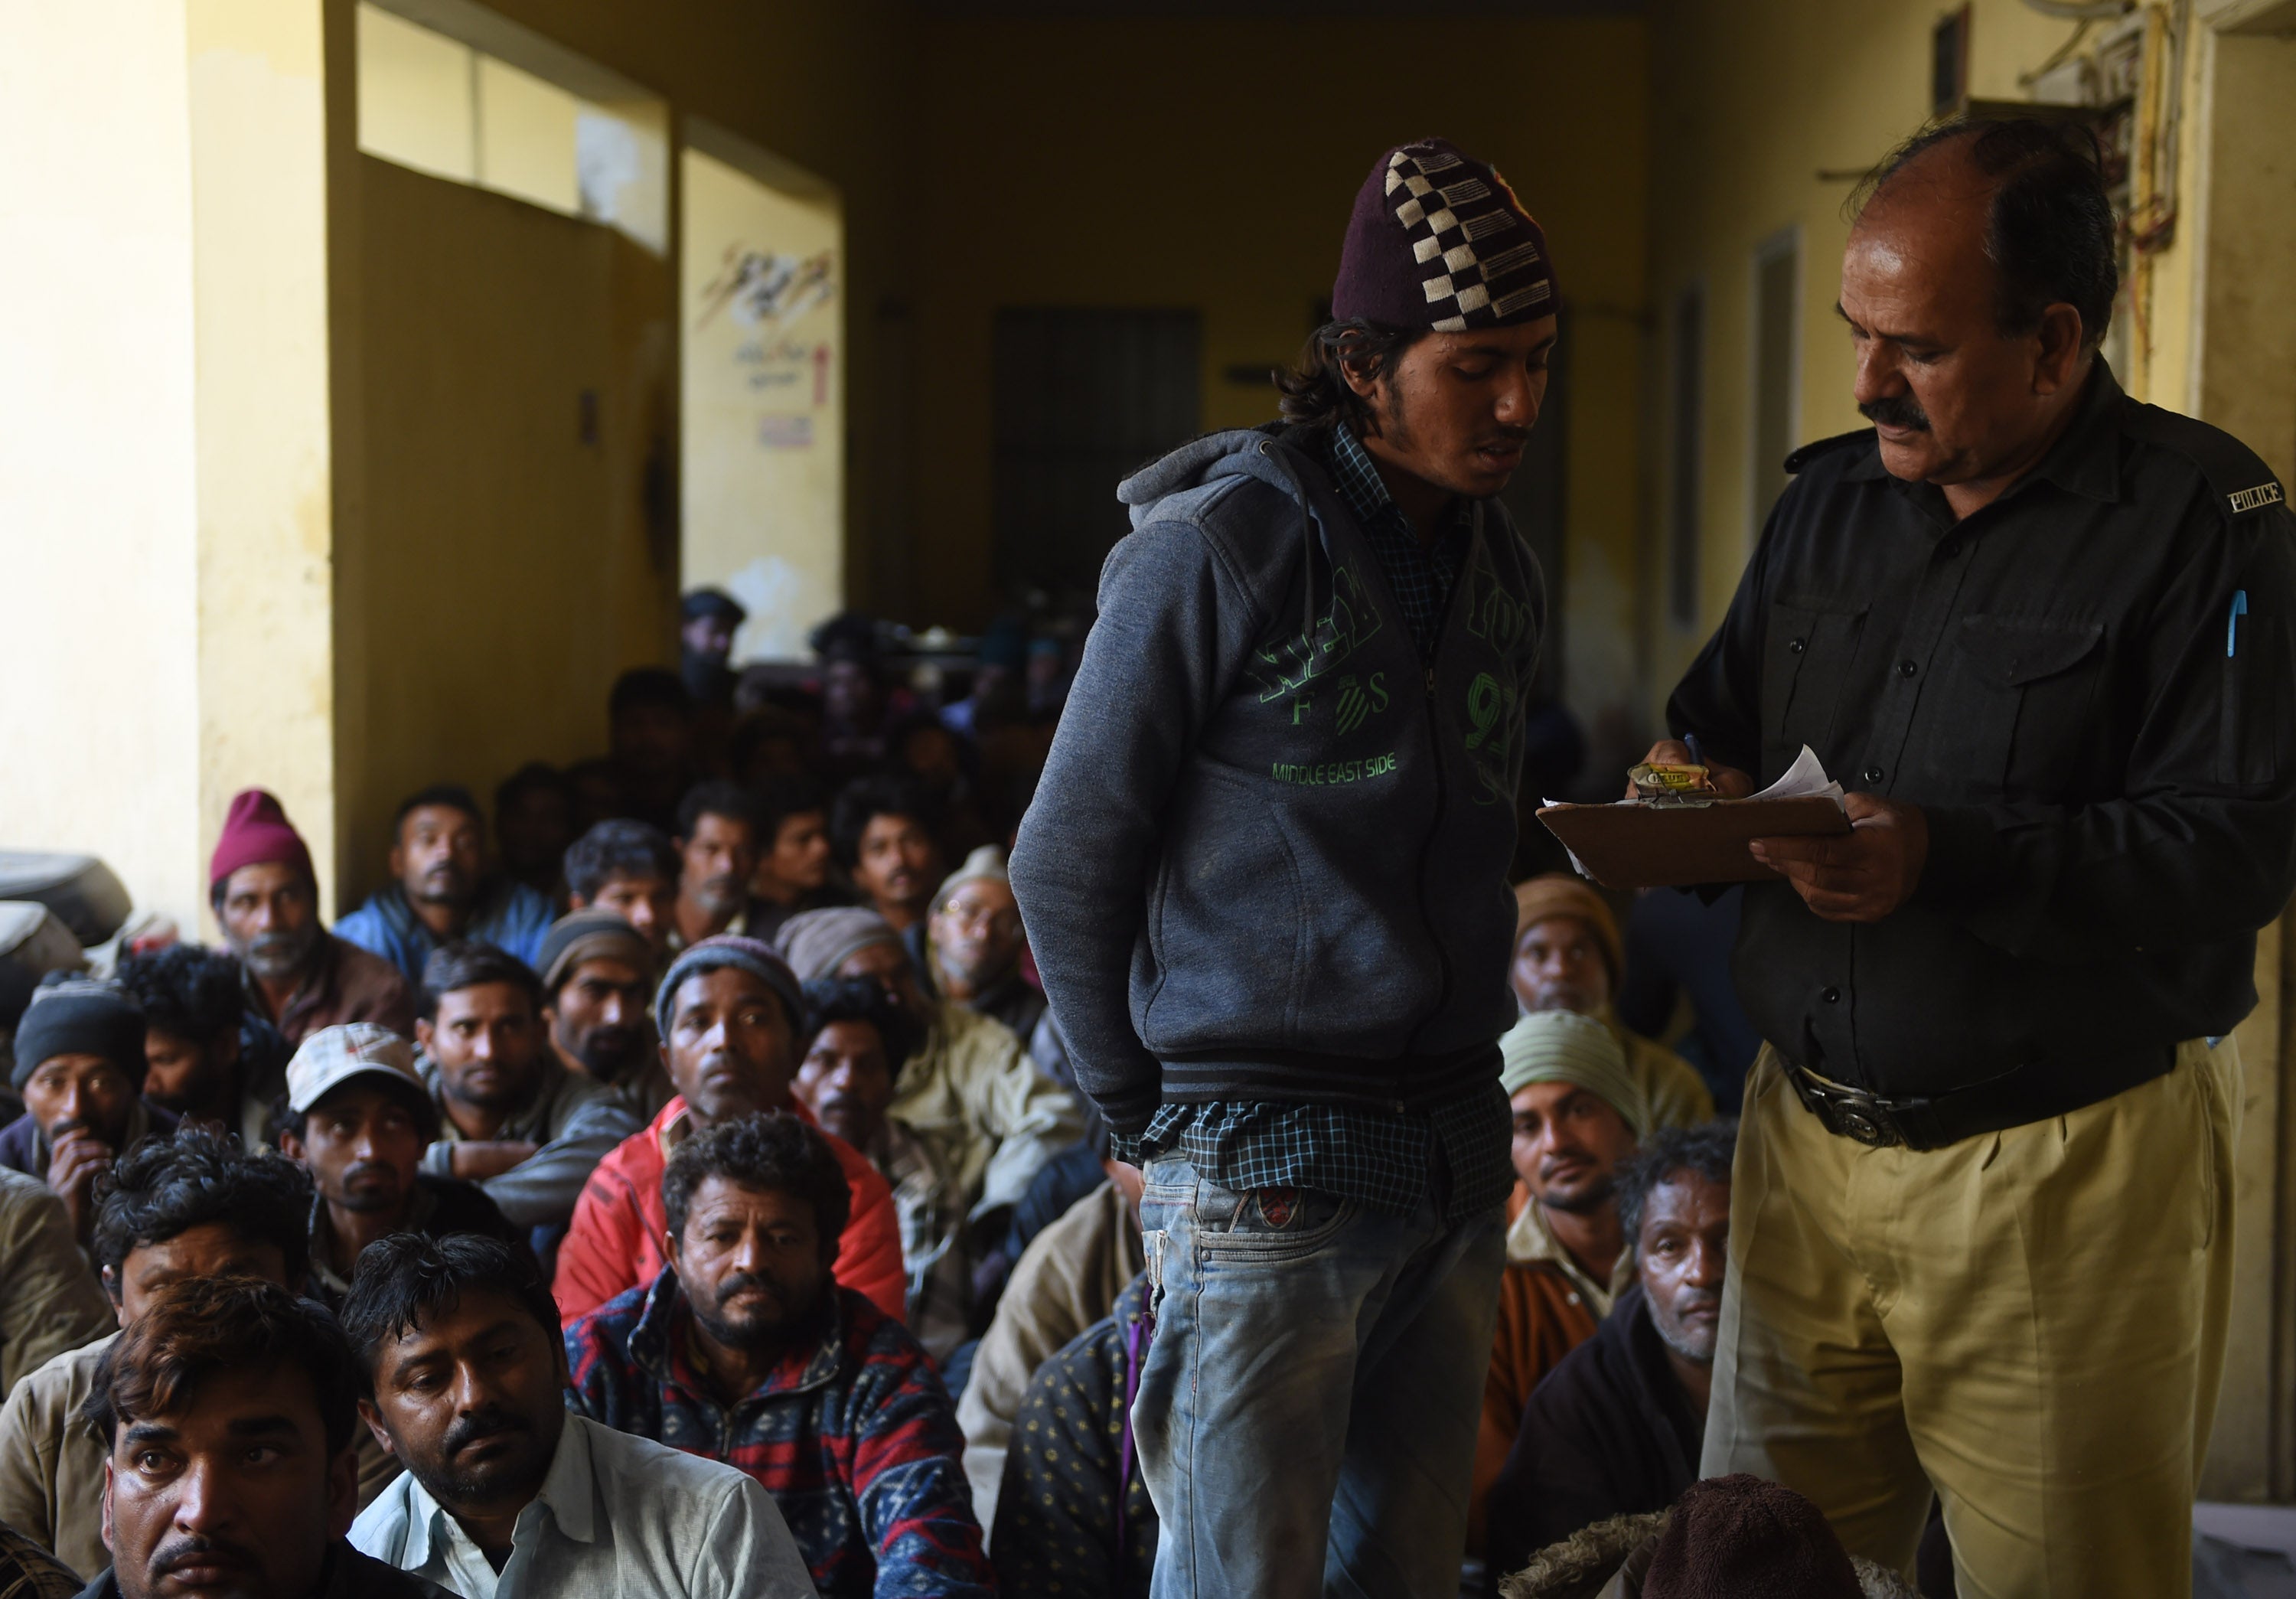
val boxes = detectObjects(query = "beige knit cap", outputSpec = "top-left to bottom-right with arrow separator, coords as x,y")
1498,1010 -> 1649,1136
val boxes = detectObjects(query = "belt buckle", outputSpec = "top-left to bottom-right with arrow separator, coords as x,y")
1796,1068 -> 1903,1149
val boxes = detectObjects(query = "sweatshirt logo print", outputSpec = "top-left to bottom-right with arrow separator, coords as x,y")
1334,672 -> 1390,735
1249,564 -> 1384,703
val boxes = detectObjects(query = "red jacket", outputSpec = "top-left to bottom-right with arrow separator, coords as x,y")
553,1096 -> 907,1327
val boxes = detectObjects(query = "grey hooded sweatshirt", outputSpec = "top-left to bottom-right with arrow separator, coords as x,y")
1009,423 -> 1545,1134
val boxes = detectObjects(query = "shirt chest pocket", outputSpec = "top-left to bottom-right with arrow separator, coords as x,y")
1763,594 -> 1870,765
1955,614 -> 2106,798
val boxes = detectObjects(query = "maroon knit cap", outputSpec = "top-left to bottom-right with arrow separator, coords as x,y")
1331,137 -> 1556,332
209,788 -> 315,890
1645,1476 -> 1864,1599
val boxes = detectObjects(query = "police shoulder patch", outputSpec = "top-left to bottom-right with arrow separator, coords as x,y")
1783,428 -> 1877,475
2123,401 -> 2287,521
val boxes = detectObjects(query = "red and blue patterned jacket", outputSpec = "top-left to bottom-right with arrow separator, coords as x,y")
564,1268 -> 990,1597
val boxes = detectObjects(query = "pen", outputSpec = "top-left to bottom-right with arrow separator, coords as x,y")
1684,733 -> 1706,765
2228,590 -> 2248,658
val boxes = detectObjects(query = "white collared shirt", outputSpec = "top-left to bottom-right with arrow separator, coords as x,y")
351,1410 -> 819,1597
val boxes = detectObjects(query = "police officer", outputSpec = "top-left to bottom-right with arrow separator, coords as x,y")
1650,119 -> 2296,1599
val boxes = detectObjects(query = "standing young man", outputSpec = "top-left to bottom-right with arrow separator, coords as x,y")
1010,136 -> 1554,1597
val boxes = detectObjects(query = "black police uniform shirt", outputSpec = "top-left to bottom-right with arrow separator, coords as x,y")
1668,362 -> 2296,1101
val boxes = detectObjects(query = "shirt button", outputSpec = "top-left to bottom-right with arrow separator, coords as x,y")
1789,637 -> 1808,654
1898,659 -> 1918,678
1941,538 -> 1962,559
1863,765 -> 1884,784
1822,987 -> 1842,1003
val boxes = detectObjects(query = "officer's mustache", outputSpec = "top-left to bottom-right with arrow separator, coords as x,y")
1861,393 -> 1931,432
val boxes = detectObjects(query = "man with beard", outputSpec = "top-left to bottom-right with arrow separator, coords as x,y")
79,1277 -> 452,1599
348,1234 -> 814,1597
791,978 -> 977,1360
551,936 -> 904,1325
210,790 -> 414,1048
337,788 -> 553,987
1484,1121 -> 1734,1578
116,945 -> 286,1152
412,945 -> 636,1232
1469,1010 -> 1645,1558
275,1025 -> 523,1310
778,909 -> 1083,1334
832,777 -> 944,935
0,985 -> 178,1242
669,782 -> 777,953
566,1112 -> 990,1597
536,911 -> 670,1116
562,820 -> 679,967
922,850 -> 1040,1048
1509,876 -> 1711,1131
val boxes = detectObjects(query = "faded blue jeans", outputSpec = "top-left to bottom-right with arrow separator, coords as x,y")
1133,1154 -> 1505,1599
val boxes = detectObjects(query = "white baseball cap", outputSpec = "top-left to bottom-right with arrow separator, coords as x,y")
285,1023 -> 422,1116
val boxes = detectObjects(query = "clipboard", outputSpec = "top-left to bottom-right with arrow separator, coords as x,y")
1535,746 -> 1852,889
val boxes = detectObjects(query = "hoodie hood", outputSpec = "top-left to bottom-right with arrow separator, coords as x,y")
1117,426 -> 1316,524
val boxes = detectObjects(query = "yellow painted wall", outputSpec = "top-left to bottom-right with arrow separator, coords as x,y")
0,0 -> 205,930
908,13 -> 1652,736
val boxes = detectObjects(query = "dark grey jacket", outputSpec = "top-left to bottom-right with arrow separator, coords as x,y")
1010,424 -> 1544,1133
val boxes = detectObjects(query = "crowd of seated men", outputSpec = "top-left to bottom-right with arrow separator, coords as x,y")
0,601 -> 1792,1599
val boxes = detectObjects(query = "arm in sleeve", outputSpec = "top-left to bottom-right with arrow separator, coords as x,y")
552,1170 -> 643,1326
848,1339 -> 995,1597
474,1098 -> 641,1231
1663,511 -> 1780,775
1920,504 -> 2296,958
0,1372 -> 61,1563
693,1473 -> 823,1598
0,1186 -> 113,1395
1009,520 -> 1254,1134
959,1029 -> 1088,1222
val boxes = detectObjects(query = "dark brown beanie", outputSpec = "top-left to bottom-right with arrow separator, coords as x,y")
1644,1476 -> 1864,1599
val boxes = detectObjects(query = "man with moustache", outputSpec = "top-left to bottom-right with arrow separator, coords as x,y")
275,1025 -> 523,1309
1483,1121 -> 1734,1578
347,1233 -> 815,1596
1655,119 -> 2296,1595
411,945 -> 636,1230
210,790 -> 415,1048
565,1112 -> 991,1597
337,788 -> 553,986
550,935 -> 905,1324
1009,136 -> 1552,1596
535,910 -> 671,1116
832,777 -> 945,935
669,782 -> 780,953
0,984 -> 178,1242
77,1277 -> 450,1599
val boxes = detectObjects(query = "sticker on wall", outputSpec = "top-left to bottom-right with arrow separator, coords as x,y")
757,415 -> 814,450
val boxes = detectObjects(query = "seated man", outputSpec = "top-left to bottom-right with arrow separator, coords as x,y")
276,1024 -> 523,1308
564,1112 -> 991,1597
116,943 -> 279,1150
990,1271 -> 1156,1597
1,984 -> 178,1241
552,937 -> 904,1324
563,818 -> 679,964
0,1125 -> 400,1581
347,1234 -> 815,1596
832,776 -> 946,934
778,908 -> 1083,1323
80,1277 -> 448,1599
670,781 -> 777,953
1512,875 -> 1713,1130
412,943 -> 637,1230
210,788 -> 414,1046
790,978 -> 967,1357
1474,1010 -> 1649,1556
607,667 -> 696,836
535,911 -> 670,1118
1484,1119 -> 1737,1576
923,849 -> 1042,1050
493,763 -> 576,909
958,1160 -> 1144,1539
750,774 -> 841,943
337,786 -> 554,985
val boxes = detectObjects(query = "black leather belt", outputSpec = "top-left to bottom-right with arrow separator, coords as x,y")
1783,1043 -> 2177,1151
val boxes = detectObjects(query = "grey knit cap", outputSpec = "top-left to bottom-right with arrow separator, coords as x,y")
775,907 -> 904,984
654,935 -> 806,1034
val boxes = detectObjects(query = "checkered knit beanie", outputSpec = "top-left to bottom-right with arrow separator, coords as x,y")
1332,137 -> 1556,332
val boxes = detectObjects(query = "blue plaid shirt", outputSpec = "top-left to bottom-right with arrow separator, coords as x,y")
1107,424 -> 1510,1224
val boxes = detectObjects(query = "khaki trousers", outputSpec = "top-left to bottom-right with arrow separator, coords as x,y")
1702,1039 -> 2240,1599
